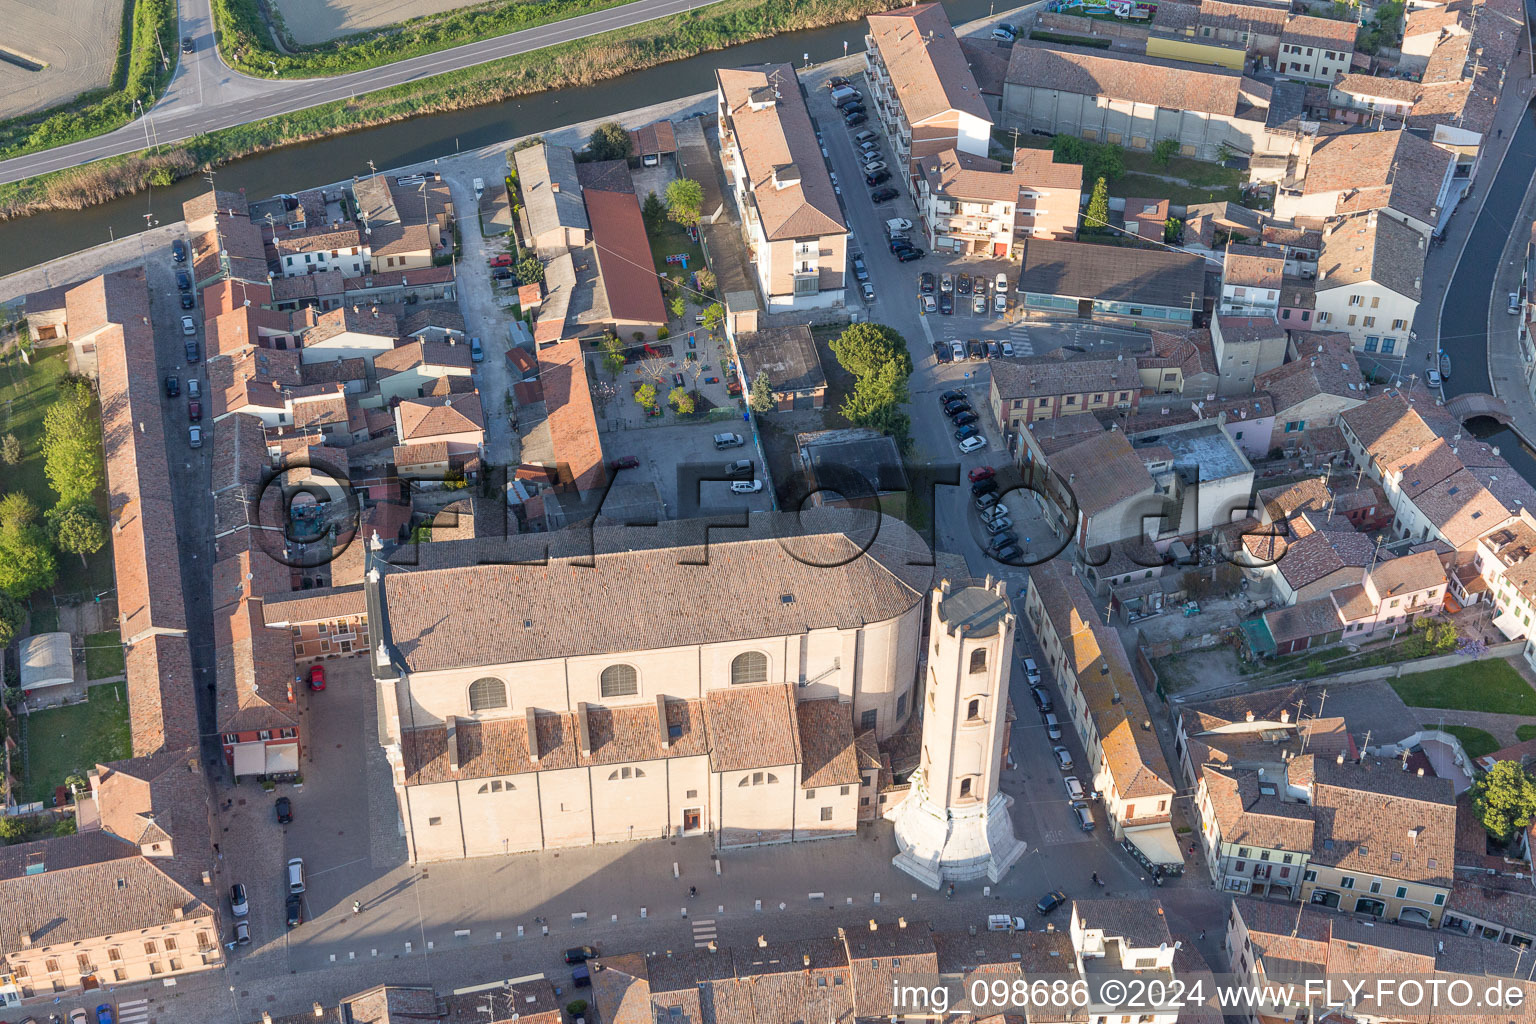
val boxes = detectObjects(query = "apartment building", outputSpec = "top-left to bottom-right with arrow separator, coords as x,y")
1274,128 -> 1456,238
716,64 -> 848,310
1276,15 -> 1356,82
1219,243 -> 1284,317
864,3 -> 993,176
990,354 -> 1141,432
1210,315 -> 1288,395
1015,238 -> 1206,324
913,147 -> 1081,256
1313,212 -> 1425,354
1023,561 -> 1183,872
1256,332 -> 1368,433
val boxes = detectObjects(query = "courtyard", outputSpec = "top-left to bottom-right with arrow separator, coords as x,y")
18,681 -> 131,805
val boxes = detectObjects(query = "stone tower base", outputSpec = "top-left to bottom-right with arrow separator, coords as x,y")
890,771 -> 1027,888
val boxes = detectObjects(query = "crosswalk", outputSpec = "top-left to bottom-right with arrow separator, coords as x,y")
692,917 -> 718,949
118,999 -> 150,1024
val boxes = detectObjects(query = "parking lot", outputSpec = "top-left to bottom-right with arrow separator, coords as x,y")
598,419 -> 772,518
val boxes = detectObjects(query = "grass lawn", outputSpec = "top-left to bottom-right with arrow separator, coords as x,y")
1391,659 -> 1536,717
1517,724 -> 1536,742
1434,724 -> 1500,761
22,682 -> 132,804
84,629 -> 124,680
1110,173 -> 1241,206
645,218 -> 705,292
810,324 -> 855,430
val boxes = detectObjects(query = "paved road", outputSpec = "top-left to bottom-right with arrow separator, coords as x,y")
0,0 -> 723,185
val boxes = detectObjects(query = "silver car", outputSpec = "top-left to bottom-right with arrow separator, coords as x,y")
1072,801 -> 1094,831
1053,745 -> 1074,770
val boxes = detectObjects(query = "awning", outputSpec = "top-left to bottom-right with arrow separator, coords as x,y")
231,743 -> 266,777
1492,609 -> 1526,641
1127,825 -> 1185,868
266,742 -> 300,774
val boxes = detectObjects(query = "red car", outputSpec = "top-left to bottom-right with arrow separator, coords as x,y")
487,254 -> 513,268
969,465 -> 995,482
307,665 -> 326,692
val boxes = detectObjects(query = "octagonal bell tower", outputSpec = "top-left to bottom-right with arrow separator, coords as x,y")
891,576 -> 1025,888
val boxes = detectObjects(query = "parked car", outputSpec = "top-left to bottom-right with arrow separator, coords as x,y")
1064,776 -> 1086,800
843,112 -> 867,127
1025,656 -> 1044,684
853,128 -> 876,143
713,433 -> 744,449
188,424 -> 202,448
933,341 -> 951,364
470,336 -> 484,362
1072,801 -> 1095,831
275,796 -> 293,824
967,340 -> 986,360
950,340 -> 965,361
864,170 -> 890,186
940,272 -> 954,293
308,665 -> 326,692
943,400 -> 971,416
488,253 -> 514,268
981,503 -> 1009,523
287,857 -> 305,894
995,272 -> 1009,294
888,234 -> 911,252
852,256 -> 869,281
920,295 -> 937,314
994,290 -> 1007,313
974,491 -> 998,510
286,894 -> 303,928
828,75 -> 850,88
894,246 -> 923,262
938,293 -> 953,315
1036,890 -> 1067,915
187,378 -> 201,398
71,1011 -> 89,1024
994,543 -> 1023,562
230,883 -> 249,917
187,399 -> 202,422
185,340 -> 200,363
833,89 -> 862,108
165,375 -> 179,397
973,293 -> 986,314
181,315 -> 197,336
956,273 -> 972,295
971,478 -> 997,496
182,35 -> 195,53
1043,712 -> 1062,741
731,480 -> 764,494
1427,368 -> 1443,388
988,532 -> 1018,554
1053,746 -> 1074,770
1001,342 -> 1014,357
952,411 -> 977,427
919,272 -> 936,294
608,455 -> 640,471
841,103 -> 865,117
987,914 -> 1028,932
176,269 -> 192,291
860,281 -> 875,302
1031,686 -> 1052,713
870,186 -> 899,203
171,239 -> 186,263
725,459 -> 753,477
180,293 -> 196,310
987,341 -> 1001,359
862,160 -> 887,175
955,424 -> 979,441
959,435 -> 988,453
565,945 -> 600,964
96,1005 -> 116,1024
1510,292 -> 1523,314
233,920 -> 251,946
992,24 -> 1017,42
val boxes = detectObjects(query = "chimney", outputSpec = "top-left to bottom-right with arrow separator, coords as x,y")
1414,277 -> 1422,292
1246,710 -> 1255,722
313,1003 -> 325,1018
527,707 -> 541,764
869,919 -> 879,932
19,932 -> 30,947
758,935 -> 768,948
263,1014 -> 274,1024
551,181 -> 561,193
174,907 -> 184,920
803,954 -> 811,966
1337,753 -> 1346,764
446,715 -> 459,773
1280,709 -> 1290,723
1416,768 -> 1425,777
898,917 -> 907,929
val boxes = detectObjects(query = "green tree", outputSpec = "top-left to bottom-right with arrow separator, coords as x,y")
42,380 -> 104,508
516,254 -> 544,285
829,322 -> 913,381
0,433 -> 20,465
1163,217 -> 1183,245
669,387 -> 695,415
0,816 -> 24,842
702,303 -> 726,333
635,382 -> 658,411
642,191 -> 666,226
1086,145 -> 1124,185
1152,139 -> 1179,167
587,121 -> 632,162
1085,177 -> 1110,231
0,523 -> 57,598
600,333 -> 627,377
0,592 -> 24,647
696,268 -> 717,294
842,359 -> 911,421
1472,760 -> 1536,843
748,372 -> 774,413
48,502 -> 106,568
0,493 -> 38,531
1051,135 -> 1089,166
669,296 -> 687,320
665,178 -> 705,228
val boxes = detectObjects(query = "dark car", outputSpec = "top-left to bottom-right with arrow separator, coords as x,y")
187,399 -> 202,422
1036,889 -> 1067,915
933,341 -> 952,364
572,964 -> 592,988
969,464 -> 994,482
1031,686 -> 1053,713
938,293 -> 953,315
988,530 -> 1019,551
894,247 -> 923,262
919,272 -> 936,294
185,340 -> 200,363
171,239 -> 186,263
994,543 -> 1023,562
608,455 -> 640,470
943,401 -> 971,416
971,478 -> 998,496
164,375 -> 179,398
864,170 -> 890,186
956,273 -> 972,295
967,340 -> 986,360
180,293 -> 195,310
870,186 -> 899,203
844,112 -> 867,127
96,1006 -> 115,1024
286,894 -> 303,928
955,424 -> 979,441
987,341 -> 1002,359
275,796 -> 293,824
840,103 -> 865,117
564,945 -> 599,964
888,235 -> 912,253
828,75 -> 850,88
176,269 -> 191,291
952,410 -> 978,426
181,35 -> 195,54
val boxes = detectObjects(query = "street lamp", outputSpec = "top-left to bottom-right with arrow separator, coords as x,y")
269,60 -> 278,76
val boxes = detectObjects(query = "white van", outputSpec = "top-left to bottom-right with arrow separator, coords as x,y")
472,177 -> 485,199
287,857 -> 305,895
987,914 -> 1027,932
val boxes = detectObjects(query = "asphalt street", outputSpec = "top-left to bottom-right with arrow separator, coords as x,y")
0,0 -> 729,185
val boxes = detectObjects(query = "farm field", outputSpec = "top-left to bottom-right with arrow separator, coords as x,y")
276,0 -> 513,44
0,0 -> 124,118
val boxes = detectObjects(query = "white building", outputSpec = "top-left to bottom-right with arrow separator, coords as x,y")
1276,14 -> 1357,82
1313,212 -> 1424,355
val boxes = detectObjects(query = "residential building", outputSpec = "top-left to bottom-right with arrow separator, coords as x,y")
1219,243 -> 1285,317
393,393 -> 485,461
1182,200 -> 1265,252
513,143 -> 589,256
733,325 -> 827,410
716,64 -> 848,311
1015,238 -> 1206,324
370,338 -> 476,406
1138,327 -> 1220,397
300,306 -> 400,364
1256,332 -> 1368,434
1023,561 -> 1183,871
1117,391 -> 1276,462
913,147 -> 1082,256
1314,211 -> 1425,354
368,515 -> 930,862
864,3 -> 993,174
1275,15 -> 1356,82
990,353 -> 1141,436
537,337 -> 606,493
581,187 -> 670,336
1274,129 -> 1457,238
1148,0 -> 1288,66
274,225 -> 367,278
1210,315 -> 1288,395
1039,428 -> 1158,552
213,549 -> 301,779
1128,419 -> 1256,547
0,753 -> 221,999
1123,197 -> 1171,241
1329,74 -> 1419,124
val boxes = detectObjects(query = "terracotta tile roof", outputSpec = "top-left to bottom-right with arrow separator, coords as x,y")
867,3 -> 992,125
1281,13 -> 1359,50
261,584 -> 367,626
123,634 -> 199,755
513,143 -> 589,242
991,353 -> 1142,402
627,119 -> 677,157
583,188 -> 668,325
1311,756 -> 1456,887
716,64 -> 846,242
274,224 -> 363,254
1005,39 -> 1244,116
1224,242 -> 1285,288
1073,897 -> 1174,951
307,305 -> 399,345
1302,130 -> 1451,227
706,683 -> 801,772
539,338 -> 605,492
399,308 -> 466,338
1258,476 -> 1332,523
182,188 -> 248,228
1414,468 -> 1510,547
1045,430 -> 1155,516
396,392 -> 484,440
1201,766 -> 1316,851
374,513 -> 933,673
1332,73 -> 1421,103
1367,547 -> 1445,597
918,148 -> 1082,204
796,699 -> 859,789
1316,210 -> 1426,300
1255,337 -> 1367,416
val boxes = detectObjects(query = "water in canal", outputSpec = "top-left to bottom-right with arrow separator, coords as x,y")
0,0 -> 998,275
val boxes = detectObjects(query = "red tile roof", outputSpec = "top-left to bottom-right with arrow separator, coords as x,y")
540,339 -> 606,492
583,189 -> 668,326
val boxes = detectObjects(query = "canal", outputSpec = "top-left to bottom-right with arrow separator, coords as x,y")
0,0 -> 999,275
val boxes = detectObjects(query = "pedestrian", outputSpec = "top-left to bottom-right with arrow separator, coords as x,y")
1498,128 -> 1504,138
352,901 -> 361,915
1199,929 -> 1206,940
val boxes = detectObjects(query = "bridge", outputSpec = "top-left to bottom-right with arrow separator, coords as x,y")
1445,392 -> 1513,426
